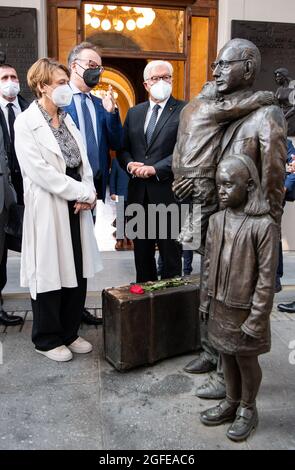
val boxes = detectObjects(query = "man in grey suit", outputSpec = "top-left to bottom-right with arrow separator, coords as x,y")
0,126 -> 23,325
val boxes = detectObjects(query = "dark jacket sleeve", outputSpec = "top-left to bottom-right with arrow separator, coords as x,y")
117,110 -> 134,171
109,158 -> 117,195
287,139 -> 295,162
0,127 -> 17,213
241,221 -> 279,338
153,154 -> 173,181
105,108 -> 123,151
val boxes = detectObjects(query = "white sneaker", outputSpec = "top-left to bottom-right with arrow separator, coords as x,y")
68,337 -> 93,354
35,345 -> 73,362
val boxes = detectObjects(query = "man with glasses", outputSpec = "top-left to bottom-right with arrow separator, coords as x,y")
118,60 -> 184,283
172,78 -> 273,254
65,42 -> 122,325
174,38 -> 287,400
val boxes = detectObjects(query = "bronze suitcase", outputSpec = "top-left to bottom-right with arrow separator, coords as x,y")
102,277 -> 200,371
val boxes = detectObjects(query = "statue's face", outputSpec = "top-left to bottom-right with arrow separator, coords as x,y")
212,46 -> 249,94
275,72 -> 285,86
216,161 -> 249,211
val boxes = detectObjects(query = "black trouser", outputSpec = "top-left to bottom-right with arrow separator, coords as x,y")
0,241 -> 7,292
133,193 -> 182,283
11,170 -> 24,206
0,168 -> 24,293
93,173 -> 103,200
31,200 -> 87,351
222,353 -> 262,406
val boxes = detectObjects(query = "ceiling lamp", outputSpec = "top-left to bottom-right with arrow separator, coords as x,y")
84,4 -> 156,32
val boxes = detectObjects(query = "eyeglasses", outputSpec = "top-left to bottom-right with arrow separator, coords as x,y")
210,59 -> 248,71
146,74 -> 172,83
76,59 -> 104,72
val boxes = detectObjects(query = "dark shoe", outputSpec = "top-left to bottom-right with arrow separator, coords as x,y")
81,309 -> 102,325
200,399 -> 239,426
0,310 -> 24,326
125,238 -> 133,250
184,354 -> 216,374
196,374 -> 226,399
277,301 -> 295,313
0,292 -> 3,305
115,240 -> 124,250
226,405 -> 258,442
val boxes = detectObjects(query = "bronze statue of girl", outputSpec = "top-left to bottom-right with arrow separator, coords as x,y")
199,154 -> 278,441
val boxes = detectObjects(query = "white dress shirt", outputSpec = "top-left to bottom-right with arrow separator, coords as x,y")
144,97 -> 169,133
0,95 -> 21,137
127,97 -> 170,176
69,81 -> 98,147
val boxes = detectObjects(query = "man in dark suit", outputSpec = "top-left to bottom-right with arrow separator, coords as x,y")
0,63 -> 29,204
0,125 -> 23,326
0,61 -> 28,315
118,60 -> 184,282
64,42 -> 122,325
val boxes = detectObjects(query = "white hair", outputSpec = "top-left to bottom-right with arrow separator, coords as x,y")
143,60 -> 173,81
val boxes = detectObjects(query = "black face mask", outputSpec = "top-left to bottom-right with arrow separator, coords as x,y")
76,63 -> 102,88
83,68 -> 102,88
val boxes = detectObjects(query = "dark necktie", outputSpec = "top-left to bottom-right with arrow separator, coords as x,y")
145,104 -> 160,146
80,93 -> 100,177
7,103 -> 15,144
6,102 -> 21,173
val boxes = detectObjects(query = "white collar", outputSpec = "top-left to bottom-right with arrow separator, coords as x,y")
149,97 -> 170,110
0,94 -> 20,109
69,81 -> 91,98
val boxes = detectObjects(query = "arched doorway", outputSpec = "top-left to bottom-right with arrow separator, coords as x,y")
92,66 -> 136,122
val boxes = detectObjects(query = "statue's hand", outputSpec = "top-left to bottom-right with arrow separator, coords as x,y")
172,176 -> 194,200
257,90 -> 275,106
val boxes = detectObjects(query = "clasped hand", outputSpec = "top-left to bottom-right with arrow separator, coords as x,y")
128,162 -> 156,178
74,198 -> 97,214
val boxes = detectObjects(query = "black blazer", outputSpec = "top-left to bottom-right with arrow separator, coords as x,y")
0,94 -> 29,172
118,96 -> 186,205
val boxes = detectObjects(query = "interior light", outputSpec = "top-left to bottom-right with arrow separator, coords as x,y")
101,19 -> 111,31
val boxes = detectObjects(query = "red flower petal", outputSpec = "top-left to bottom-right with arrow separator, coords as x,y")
129,284 -> 145,294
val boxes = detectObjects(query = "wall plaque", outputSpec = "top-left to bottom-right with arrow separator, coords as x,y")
0,7 -> 38,101
231,20 -> 295,93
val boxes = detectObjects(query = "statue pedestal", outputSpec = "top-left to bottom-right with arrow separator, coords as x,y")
102,277 -> 200,371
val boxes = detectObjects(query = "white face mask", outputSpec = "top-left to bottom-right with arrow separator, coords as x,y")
0,80 -> 20,98
150,80 -> 172,102
47,84 -> 73,107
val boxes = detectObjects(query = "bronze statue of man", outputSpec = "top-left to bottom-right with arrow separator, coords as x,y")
173,81 -> 274,254
173,38 -> 287,399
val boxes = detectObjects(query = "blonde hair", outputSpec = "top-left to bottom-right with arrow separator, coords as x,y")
27,58 -> 70,98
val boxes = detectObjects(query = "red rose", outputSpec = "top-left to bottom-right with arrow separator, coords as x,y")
129,284 -> 145,295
